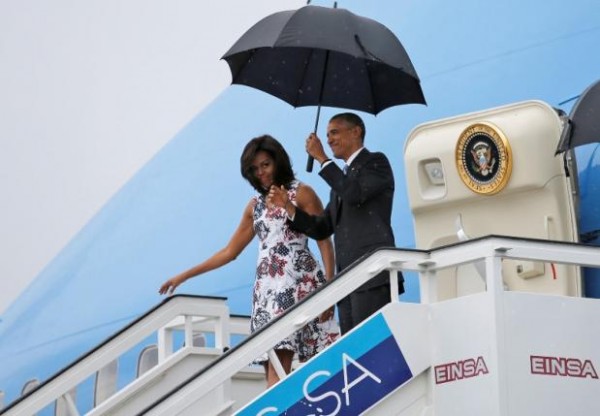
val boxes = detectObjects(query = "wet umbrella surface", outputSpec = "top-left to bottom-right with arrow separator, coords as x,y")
222,4 -> 426,170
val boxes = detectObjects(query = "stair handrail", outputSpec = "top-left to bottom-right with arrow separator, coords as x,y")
6,236 -> 600,416
137,235 -> 600,415
136,247 -> 430,415
0,294 -> 231,416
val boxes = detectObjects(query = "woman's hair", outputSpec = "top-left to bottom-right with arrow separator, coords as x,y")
240,134 -> 295,194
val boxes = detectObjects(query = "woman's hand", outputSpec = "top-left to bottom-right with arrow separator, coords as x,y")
158,275 -> 186,295
267,185 -> 289,209
319,306 -> 335,323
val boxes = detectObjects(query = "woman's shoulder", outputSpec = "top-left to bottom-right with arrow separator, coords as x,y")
294,181 -> 319,200
248,194 -> 262,208
292,180 -> 312,192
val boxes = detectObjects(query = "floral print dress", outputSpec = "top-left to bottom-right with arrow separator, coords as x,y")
251,180 -> 339,362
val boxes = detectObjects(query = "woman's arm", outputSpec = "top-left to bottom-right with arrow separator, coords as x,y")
296,184 -> 336,322
268,184 -> 334,240
295,184 -> 335,280
158,200 -> 256,295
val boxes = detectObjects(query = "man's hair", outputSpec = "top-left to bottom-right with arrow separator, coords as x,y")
331,112 -> 366,141
240,134 -> 295,195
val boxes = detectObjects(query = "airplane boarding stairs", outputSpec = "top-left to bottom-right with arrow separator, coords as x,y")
3,236 -> 600,415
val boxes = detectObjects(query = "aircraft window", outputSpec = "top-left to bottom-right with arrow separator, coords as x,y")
54,387 -> 77,416
94,359 -> 118,406
20,379 -> 40,415
185,332 -> 206,347
177,332 -> 208,349
21,378 -> 40,396
137,344 -> 158,377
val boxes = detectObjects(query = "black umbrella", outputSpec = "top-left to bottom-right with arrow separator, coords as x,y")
222,4 -> 426,171
556,79 -> 600,154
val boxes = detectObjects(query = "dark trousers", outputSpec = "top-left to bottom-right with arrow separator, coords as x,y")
337,284 -> 391,335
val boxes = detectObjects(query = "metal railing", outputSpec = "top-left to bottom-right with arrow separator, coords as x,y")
0,295 -> 243,416
4,235 -> 600,416
137,235 -> 600,415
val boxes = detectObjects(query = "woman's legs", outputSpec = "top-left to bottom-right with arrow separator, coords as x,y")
264,349 -> 294,387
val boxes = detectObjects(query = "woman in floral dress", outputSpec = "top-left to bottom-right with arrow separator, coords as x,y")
159,135 -> 339,387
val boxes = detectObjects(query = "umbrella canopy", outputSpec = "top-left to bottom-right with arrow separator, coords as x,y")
556,79 -> 600,154
221,4 -> 426,116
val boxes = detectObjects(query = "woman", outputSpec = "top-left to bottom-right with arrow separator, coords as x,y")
158,134 -> 339,387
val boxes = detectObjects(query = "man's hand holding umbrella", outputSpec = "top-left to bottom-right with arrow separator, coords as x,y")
305,133 -> 329,166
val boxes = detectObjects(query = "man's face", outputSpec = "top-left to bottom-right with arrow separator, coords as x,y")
326,119 -> 361,161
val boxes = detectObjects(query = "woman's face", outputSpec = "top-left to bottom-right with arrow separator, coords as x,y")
251,150 -> 276,190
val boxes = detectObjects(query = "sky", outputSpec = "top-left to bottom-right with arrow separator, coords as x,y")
0,0 -> 304,313
2,0 -> 598,316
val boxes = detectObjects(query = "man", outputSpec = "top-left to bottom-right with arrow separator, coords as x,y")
268,112 -> 403,334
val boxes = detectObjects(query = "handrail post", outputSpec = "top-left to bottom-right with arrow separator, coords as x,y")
215,307 -> 230,351
184,315 -> 193,348
485,250 -> 509,416
60,392 -> 79,416
389,269 -> 400,302
157,326 -> 174,363
418,261 -> 438,304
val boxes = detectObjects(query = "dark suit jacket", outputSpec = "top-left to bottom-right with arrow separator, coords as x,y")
292,148 -> 402,291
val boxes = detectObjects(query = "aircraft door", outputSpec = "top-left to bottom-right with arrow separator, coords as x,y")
403,100 -> 581,300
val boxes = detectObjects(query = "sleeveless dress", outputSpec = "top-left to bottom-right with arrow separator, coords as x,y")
250,180 -> 339,362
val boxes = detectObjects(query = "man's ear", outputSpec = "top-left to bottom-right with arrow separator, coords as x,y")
353,126 -> 363,143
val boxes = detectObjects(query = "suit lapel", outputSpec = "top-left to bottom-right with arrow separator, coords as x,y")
347,148 -> 370,176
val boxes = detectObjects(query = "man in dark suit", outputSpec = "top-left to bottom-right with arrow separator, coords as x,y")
268,112 -> 403,334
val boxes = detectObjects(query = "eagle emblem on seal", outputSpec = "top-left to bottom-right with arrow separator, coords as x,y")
456,122 -> 512,195
470,141 -> 496,176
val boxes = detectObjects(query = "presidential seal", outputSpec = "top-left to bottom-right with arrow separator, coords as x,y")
455,122 -> 512,195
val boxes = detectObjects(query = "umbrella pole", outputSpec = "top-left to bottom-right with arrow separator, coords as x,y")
306,47 -> 333,172
314,105 -> 322,132
306,1 -> 337,172
306,104 -> 322,172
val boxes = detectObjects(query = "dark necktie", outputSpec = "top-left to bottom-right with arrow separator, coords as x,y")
343,164 -> 349,175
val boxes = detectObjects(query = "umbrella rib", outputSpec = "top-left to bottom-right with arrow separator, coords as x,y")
293,48 -> 315,108
363,60 -> 378,114
223,5 -> 426,118
313,49 -> 332,132
354,34 -> 384,63
317,50 -> 331,104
